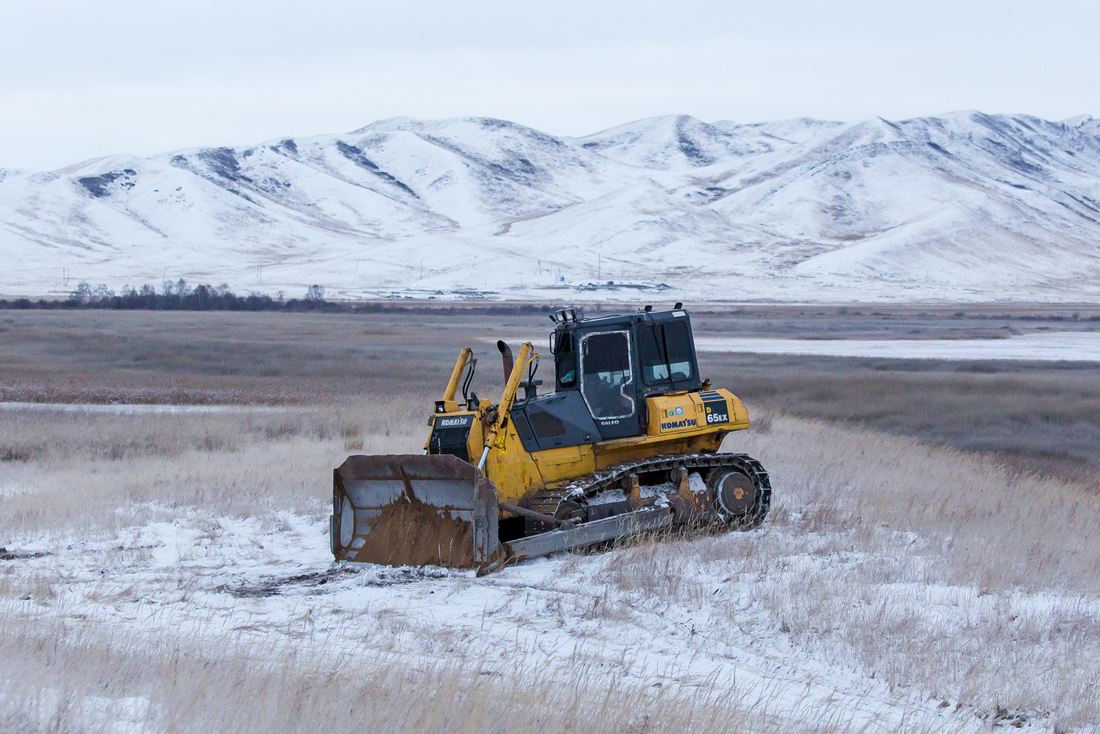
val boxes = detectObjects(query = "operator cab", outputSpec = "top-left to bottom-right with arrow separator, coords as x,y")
510,305 -> 702,451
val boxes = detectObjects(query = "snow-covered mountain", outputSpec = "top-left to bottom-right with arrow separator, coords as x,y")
3,112 -> 1100,302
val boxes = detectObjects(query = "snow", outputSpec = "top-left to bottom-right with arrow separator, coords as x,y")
695,331 -> 1100,362
0,505 -> 1076,731
3,112 -> 1100,303
2,687 -> 150,734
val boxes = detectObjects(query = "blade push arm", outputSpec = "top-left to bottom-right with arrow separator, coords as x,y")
477,342 -> 536,470
440,348 -> 473,412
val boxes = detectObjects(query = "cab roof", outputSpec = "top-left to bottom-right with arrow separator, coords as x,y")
550,305 -> 689,330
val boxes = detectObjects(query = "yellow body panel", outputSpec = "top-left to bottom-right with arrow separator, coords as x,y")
646,389 -> 749,436
426,344 -> 752,510
427,392 -> 750,507
483,420 -> 554,505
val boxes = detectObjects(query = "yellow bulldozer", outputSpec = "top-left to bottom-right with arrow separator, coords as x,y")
331,304 -> 770,571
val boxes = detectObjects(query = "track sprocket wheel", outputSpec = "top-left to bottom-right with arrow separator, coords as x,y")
707,469 -> 764,526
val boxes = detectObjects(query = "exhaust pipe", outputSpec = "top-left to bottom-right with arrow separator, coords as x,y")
496,340 -> 514,384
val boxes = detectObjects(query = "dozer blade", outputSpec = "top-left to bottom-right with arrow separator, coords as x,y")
331,454 -> 500,568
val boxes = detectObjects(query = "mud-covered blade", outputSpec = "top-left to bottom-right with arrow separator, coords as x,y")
331,454 -> 499,568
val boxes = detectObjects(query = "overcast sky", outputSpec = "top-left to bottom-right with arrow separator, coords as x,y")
2,0 -> 1097,170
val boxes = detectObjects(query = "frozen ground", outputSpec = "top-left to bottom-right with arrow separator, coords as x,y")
695,331 -> 1100,362
0,509 -> 1028,733
2,406 -> 1098,732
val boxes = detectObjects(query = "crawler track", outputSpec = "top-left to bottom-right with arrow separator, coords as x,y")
525,452 -> 771,526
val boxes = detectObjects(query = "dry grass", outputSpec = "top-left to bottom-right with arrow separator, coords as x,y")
703,354 -> 1100,487
0,399 -> 427,536
5,308 -> 1100,485
0,617 -> 918,734
3,404 -> 1098,729
737,412 -> 1100,594
0,310 -> 517,404
2,307 -> 1100,730
594,413 -> 1100,730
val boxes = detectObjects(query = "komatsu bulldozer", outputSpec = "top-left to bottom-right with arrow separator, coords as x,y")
331,305 -> 770,571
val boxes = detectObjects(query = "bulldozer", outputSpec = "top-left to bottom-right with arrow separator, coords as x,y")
331,304 -> 770,571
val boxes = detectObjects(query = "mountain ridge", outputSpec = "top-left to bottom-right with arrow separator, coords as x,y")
2,111 -> 1099,302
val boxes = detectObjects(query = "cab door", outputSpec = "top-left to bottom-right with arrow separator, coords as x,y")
578,330 -> 643,439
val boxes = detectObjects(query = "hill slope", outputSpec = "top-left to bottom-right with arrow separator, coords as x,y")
2,112 -> 1099,302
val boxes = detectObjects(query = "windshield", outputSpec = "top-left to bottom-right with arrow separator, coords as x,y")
638,321 -> 693,383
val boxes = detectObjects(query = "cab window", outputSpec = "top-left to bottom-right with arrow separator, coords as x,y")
639,321 -> 694,383
555,330 -> 577,389
580,331 -> 635,419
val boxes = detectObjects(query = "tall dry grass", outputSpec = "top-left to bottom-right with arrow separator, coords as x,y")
0,309 -> 503,405
7,307 -> 1100,484
703,353 -> 1100,486
0,398 -> 428,536
737,412 -> 1100,593
594,413 -> 1100,730
2,401 -> 1099,730
0,617 -> 939,734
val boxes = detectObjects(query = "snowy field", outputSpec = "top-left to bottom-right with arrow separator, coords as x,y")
2,403 -> 1099,732
695,331 -> 1100,362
